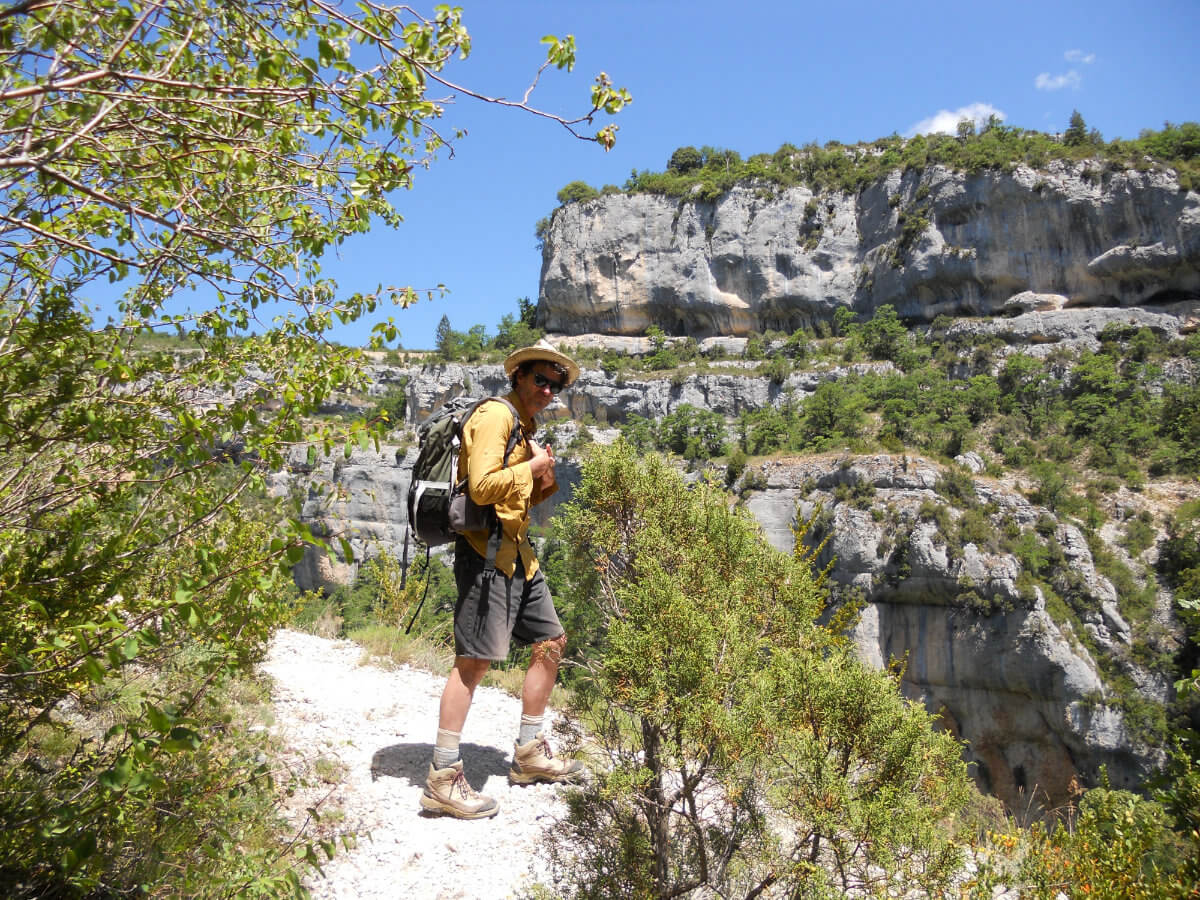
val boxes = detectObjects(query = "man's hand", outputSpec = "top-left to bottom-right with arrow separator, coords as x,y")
529,439 -> 555,484
538,444 -> 557,491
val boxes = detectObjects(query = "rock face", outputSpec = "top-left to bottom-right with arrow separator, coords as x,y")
538,163 -> 1200,336
744,454 -> 1160,810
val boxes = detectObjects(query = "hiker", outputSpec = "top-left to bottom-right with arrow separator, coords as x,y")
421,339 -> 584,819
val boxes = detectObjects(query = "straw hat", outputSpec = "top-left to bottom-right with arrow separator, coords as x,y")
503,338 -> 580,386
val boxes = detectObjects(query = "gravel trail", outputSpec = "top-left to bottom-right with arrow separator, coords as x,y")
261,629 -> 572,899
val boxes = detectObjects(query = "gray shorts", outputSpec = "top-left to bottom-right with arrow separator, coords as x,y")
452,538 -> 564,661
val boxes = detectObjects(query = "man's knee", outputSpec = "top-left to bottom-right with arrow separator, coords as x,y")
453,656 -> 492,688
531,632 -> 567,665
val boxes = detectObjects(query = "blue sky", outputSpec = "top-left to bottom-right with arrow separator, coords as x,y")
127,1 -> 1200,349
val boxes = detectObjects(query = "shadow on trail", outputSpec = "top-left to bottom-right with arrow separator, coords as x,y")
370,742 -> 511,789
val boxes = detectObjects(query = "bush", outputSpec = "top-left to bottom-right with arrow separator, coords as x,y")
550,442 -> 972,899
1122,512 -> 1158,556
980,773 -> 1197,899
557,180 -> 601,204
365,382 -> 409,429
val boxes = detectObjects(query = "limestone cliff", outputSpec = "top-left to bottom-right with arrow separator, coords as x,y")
538,162 -> 1200,336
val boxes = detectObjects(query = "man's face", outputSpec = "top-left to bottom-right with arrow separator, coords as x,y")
515,361 -> 566,417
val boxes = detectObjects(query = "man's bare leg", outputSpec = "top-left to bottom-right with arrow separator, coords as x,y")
521,634 -> 566,718
434,656 -> 491,768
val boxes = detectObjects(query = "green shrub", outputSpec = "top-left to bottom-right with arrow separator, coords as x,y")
550,442 -> 972,899
937,466 -> 979,509
834,475 -> 876,510
557,180 -> 601,204
977,768 -> 1197,899
957,508 -> 998,552
365,381 -> 409,429
1122,512 -> 1158,556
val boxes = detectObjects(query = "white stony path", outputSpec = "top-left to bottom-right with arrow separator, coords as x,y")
261,629 -> 572,900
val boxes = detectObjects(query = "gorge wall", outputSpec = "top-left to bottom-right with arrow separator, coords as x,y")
538,162 -> 1200,336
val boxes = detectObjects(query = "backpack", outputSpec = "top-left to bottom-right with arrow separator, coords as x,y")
403,396 -> 523,631
407,395 -> 523,546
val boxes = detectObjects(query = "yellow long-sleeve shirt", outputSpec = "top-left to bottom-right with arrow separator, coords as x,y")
455,392 -> 556,577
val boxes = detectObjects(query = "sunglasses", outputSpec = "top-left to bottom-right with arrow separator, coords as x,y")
532,372 -> 566,395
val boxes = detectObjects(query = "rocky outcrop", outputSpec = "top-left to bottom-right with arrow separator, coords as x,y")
742,453 -> 1163,811
538,162 -> 1200,336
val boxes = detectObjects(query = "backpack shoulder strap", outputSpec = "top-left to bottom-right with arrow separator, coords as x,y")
495,397 -> 524,464
460,397 -> 525,577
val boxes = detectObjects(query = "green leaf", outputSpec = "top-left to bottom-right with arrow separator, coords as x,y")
61,831 -> 97,873
161,726 -> 202,753
145,704 -> 173,734
81,656 -> 106,684
98,755 -> 133,790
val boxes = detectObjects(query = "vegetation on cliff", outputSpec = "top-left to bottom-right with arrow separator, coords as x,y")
552,114 -> 1200,209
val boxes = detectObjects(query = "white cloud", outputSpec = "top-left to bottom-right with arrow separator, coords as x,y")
904,103 -> 1006,137
1064,49 -> 1095,64
1035,70 -> 1082,91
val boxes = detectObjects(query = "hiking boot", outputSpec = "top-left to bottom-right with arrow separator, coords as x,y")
509,731 -> 584,785
420,761 -> 499,819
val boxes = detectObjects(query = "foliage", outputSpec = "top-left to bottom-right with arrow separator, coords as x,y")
1163,501 -> 1200,698
603,118 -> 1200,204
973,772 -> 1198,899
548,442 -> 972,899
0,1 -> 626,893
1064,109 -> 1091,147
557,180 -> 601,204
801,379 -> 867,447
619,403 -> 728,461
364,380 -> 410,431
666,145 -> 703,174
855,303 -> 909,361
430,298 -> 544,358
641,324 -> 680,370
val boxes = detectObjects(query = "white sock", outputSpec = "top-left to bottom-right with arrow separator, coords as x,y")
433,727 -> 461,769
518,714 -> 543,745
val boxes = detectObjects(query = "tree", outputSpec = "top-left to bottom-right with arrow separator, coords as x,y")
557,180 -> 601,204
1065,109 -> 1089,147
517,295 -> 539,328
434,314 -> 456,359
656,404 -> 726,458
667,145 -> 703,173
832,305 -> 858,337
548,442 -> 972,898
462,323 -> 489,360
802,380 -> 867,445
0,2 -> 628,893
857,303 -> 908,361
